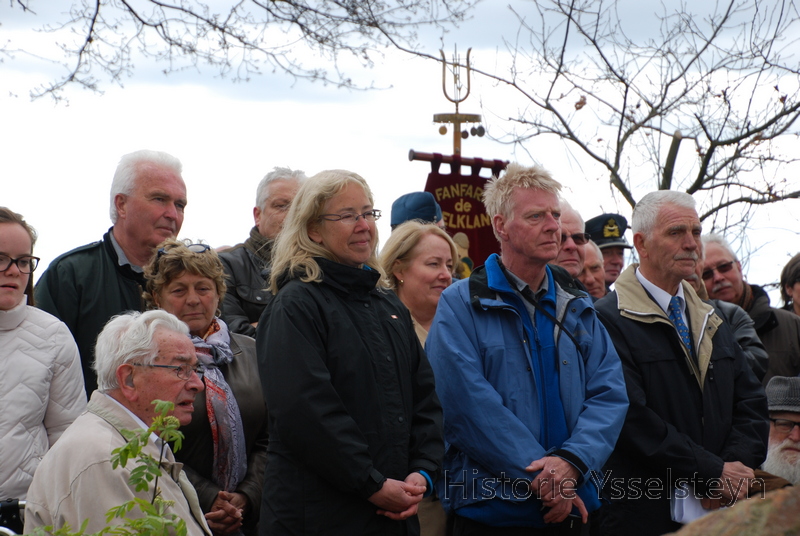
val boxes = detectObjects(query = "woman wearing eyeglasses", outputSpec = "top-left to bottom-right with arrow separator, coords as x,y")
257,170 -> 443,535
143,239 -> 267,536
0,207 -> 86,503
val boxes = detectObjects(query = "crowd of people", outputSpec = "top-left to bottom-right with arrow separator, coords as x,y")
2,148 -> 800,536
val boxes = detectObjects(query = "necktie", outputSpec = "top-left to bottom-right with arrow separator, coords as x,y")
668,296 -> 692,353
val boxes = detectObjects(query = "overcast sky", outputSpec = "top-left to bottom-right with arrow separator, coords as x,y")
2,0 -> 798,303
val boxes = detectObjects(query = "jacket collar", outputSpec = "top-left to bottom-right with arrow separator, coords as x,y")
102,229 -> 147,287
316,257 -> 381,296
613,264 -> 720,387
0,296 -> 27,331
469,254 -> 585,308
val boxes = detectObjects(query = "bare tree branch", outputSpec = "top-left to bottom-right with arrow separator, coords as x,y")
4,0 -> 476,101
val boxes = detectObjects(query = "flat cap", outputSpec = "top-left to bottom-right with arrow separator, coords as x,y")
766,376 -> 800,412
585,213 -> 632,249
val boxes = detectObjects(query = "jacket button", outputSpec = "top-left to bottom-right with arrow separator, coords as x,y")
386,356 -> 391,362
527,366 -> 531,371
398,416 -> 404,423
563,360 -> 568,365
256,296 -> 262,301
364,303 -> 370,308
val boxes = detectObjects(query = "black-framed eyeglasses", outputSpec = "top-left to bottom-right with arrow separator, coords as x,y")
319,210 -> 382,224
701,261 -> 735,281
561,233 -> 591,246
133,362 -> 206,380
0,254 -> 40,274
769,417 -> 800,435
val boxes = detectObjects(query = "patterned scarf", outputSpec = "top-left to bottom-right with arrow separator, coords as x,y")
245,226 -> 275,266
192,318 -> 247,493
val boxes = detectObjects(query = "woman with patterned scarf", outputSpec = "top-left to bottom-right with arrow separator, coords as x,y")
144,239 -> 268,536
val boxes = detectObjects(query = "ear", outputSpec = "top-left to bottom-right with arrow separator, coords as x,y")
114,194 -> 128,221
253,206 -> 261,226
116,364 -> 139,402
633,232 -> 648,260
493,213 -> 509,242
308,224 -> 323,245
392,259 -> 405,283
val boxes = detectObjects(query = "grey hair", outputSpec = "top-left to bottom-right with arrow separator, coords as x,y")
109,150 -> 183,223
93,310 -> 189,392
559,198 -> 585,231
585,239 -> 603,262
483,163 -> 562,240
255,167 -> 307,210
701,233 -> 738,262
632,190 -> 696,239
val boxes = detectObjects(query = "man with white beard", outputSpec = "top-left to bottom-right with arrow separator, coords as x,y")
762,376 -> 800,485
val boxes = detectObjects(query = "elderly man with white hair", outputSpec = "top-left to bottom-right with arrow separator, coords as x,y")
594,190 -> 768,536
24,310 -> 210,536
219,166 -> 305,336
36,150 -> 187,394
762,376 -> 800,486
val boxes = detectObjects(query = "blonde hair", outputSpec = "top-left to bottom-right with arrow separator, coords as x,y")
483,163 -> 562,240
142,238 -> 227,309
379,221 -> 458,290
269,170 -> 383,293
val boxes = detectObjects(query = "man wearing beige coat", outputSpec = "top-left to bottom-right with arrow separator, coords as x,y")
25,310 -> 211,536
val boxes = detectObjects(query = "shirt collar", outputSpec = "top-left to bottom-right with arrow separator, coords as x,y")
109,229 -> 144,273
103,393 -> 168,448
504,266 -> 550,299
635,267 -> 687,318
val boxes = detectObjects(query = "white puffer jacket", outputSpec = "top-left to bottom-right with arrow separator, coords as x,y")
0,297 -> 87,499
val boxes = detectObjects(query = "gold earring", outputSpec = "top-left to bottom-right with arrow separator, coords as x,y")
399,279 -> 404,284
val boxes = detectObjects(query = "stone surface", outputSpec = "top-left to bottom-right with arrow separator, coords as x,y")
667,486 -> 800,536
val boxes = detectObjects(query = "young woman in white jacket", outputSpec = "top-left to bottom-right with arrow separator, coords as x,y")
0,207 -> 86,500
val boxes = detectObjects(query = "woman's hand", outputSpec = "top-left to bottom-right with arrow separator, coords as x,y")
369,477 -> 426,520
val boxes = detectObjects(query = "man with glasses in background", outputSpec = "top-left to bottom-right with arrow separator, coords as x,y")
702,233 -> 800,384
36,149 -> 187,395
553,200 -> 591,280
762,376 -> 800,486
25,310 -> 211,536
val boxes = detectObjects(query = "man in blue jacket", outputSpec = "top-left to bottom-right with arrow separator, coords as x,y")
426,163 -> 628,535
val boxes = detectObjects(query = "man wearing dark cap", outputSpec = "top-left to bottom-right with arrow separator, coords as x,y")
585,213 -> 633,287
391,191 -> 444,230
762,376 -> 800,485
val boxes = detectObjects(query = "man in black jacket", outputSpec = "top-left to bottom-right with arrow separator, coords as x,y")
702,233 -> 800,385
219,167 -> 305,336
594,190 -> 768,536
35,150 -> 187,394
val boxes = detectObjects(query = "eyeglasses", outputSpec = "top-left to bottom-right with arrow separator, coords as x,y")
0,254 -> 40,274
770,418 -> 800,435
319,210 -> 382,224
133,362 -> 206,380
156,243 -> 210,261
701,261 -> 735,281
561,233 -> 591,246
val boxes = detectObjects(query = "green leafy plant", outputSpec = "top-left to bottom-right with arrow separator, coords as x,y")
27,400 -> 189,536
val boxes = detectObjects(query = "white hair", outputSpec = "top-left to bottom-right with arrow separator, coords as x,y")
701,233 -> 739,262
255,167 -> 307,210
109,150 -> 183,223
632,190 -> 696,239
762,436 -> 800,485
93,310 -> 189,392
